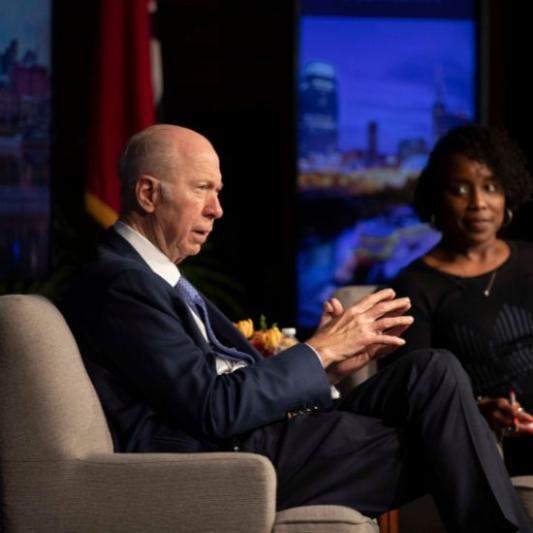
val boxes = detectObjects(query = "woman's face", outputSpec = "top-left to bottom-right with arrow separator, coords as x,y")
437,153 -> 506,248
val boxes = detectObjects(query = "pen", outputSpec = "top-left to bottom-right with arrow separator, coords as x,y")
509,389 -> 519,430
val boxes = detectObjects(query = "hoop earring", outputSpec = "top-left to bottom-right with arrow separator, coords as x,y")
502,208 -> 513,227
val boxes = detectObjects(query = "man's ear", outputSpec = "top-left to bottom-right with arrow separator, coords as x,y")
135,174 -> 161,213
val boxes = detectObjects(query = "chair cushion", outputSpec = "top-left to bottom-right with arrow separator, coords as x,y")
274,505 -> 379,532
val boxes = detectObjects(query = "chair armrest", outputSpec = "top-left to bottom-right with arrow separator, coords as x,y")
512,476 -> 533,524
71,452 -> 276,533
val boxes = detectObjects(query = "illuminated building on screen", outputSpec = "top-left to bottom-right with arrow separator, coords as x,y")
298,61 -> 338,158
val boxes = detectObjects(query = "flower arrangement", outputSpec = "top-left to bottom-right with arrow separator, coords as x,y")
234,316 -> 298,357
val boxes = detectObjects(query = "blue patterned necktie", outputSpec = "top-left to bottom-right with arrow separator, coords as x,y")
175,276 -> 255,364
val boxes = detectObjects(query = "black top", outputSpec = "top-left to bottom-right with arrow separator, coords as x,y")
387,240 -> 533,411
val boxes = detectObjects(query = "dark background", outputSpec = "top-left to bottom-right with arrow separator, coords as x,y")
46,0 -> 533,329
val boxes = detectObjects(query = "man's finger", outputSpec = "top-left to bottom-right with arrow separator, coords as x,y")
371,333 -> 407,346
329,297 -> 344,316
366,297 -> 411,321
323,300 -> 334,315
382,322 -> 413,338
375,315 -> 414,332
378,300 -> 412,319
351,288 -> 396,313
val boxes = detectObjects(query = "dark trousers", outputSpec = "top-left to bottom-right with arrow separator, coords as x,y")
241,349 -> 533,533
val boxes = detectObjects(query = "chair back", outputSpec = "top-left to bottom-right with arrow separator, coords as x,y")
332,285 -> 377,309
332,285 -> 378,394
0,294 -> 113,462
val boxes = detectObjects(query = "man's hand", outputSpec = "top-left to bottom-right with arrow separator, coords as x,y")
306,288 -> 413,383
477,397 -> 533,436
319,297 -> 344,327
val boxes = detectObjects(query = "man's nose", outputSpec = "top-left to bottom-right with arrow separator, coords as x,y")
206,194 -> 223,219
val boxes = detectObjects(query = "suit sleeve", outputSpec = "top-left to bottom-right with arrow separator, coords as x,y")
80,269 -> 333,440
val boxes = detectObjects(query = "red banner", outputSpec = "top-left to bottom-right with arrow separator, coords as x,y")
85,0 -> 155,227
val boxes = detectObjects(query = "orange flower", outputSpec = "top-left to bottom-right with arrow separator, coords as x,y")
234,318 -> 254,339
235,317 -> 298,357
262,326 -> 283,353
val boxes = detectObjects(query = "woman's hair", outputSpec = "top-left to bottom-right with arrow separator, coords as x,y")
414,124 -> 533,222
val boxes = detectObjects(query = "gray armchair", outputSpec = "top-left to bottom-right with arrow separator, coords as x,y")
0,294 -> 378,533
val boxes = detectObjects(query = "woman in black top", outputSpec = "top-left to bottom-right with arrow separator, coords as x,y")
388,124 -> 533,475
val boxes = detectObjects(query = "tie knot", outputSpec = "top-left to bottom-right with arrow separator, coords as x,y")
175,276 -> 202,306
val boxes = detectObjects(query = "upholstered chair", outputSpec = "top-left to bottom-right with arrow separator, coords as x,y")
0,294 -> 378,533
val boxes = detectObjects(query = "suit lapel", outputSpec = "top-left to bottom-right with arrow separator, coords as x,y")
101,227 -> 261,362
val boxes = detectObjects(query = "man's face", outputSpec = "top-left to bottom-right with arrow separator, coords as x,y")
153,148 -> 223,264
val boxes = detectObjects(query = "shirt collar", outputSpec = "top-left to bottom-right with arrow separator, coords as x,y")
113,220 -> 180,286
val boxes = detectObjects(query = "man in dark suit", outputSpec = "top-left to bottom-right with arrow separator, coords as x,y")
62,124 -> 532,532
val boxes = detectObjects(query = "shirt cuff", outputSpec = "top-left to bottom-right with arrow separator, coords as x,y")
303,342 -> 323,366
304,342 -> 340,399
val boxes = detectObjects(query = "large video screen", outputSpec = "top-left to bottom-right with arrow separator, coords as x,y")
0,0 -> 51,279
297,0 -> 478,328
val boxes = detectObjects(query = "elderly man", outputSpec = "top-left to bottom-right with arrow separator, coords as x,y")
61,124 -> 532,532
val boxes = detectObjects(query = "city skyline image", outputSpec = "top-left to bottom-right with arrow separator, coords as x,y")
299,16 -> 475,158
0,0 -> 52,279
297,8 -> 478,328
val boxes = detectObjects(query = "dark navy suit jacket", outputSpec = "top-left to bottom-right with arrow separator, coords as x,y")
61,229 -> 332,453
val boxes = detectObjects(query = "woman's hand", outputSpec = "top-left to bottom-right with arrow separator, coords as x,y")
477,397 -> 533,436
